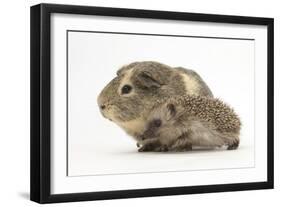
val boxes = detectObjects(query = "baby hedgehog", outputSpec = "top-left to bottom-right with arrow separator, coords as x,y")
137,95 -> 241,152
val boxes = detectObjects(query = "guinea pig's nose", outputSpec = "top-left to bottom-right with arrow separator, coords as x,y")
100,104 -> 106,110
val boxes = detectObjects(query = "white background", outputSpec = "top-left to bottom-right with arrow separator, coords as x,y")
68,31 -> 255,176
51,13 -> 267,194
0,0 -> 279,206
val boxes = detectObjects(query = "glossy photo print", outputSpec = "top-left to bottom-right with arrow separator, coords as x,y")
67,31 -> 253,176
30,4 -> 273,203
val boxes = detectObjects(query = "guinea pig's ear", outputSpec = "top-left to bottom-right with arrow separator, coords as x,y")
117,62 -> 139,76
136,70 -> 163,88
116,66 -> 129,76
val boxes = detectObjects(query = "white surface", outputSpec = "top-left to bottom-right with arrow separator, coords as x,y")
67,31 -> 255,176
51,11 -> 267,194
0,0 -> 280,207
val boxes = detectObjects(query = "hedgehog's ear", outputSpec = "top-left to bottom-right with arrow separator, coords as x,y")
165,104 -> 177,121
165,103 -> 184,121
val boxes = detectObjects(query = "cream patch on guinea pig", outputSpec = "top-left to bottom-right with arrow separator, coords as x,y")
117,116 -> 146,138
180,72 -> 200,95
117,68 -> 136,97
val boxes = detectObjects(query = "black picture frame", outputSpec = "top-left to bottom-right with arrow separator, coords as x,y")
30,3 -> 274,204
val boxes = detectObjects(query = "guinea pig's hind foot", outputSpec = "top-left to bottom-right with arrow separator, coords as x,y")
227,140 -> 239,150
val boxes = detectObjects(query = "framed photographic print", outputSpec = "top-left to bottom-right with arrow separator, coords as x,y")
30,3 -> 274,203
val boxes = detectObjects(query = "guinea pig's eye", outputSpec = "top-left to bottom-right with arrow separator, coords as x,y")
153,119 -> 162,127
121,84 -> 132,94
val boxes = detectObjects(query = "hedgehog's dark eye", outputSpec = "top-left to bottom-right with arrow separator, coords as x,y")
121,84 -> 132,94
153,119 -> 162,127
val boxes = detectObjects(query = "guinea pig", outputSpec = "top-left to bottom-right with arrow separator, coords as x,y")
137,95 -> 241,152
97,61 -> 213,142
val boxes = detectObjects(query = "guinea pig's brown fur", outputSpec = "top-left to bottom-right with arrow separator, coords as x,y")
138,95 -> 241,152
97,61 -> 213,141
